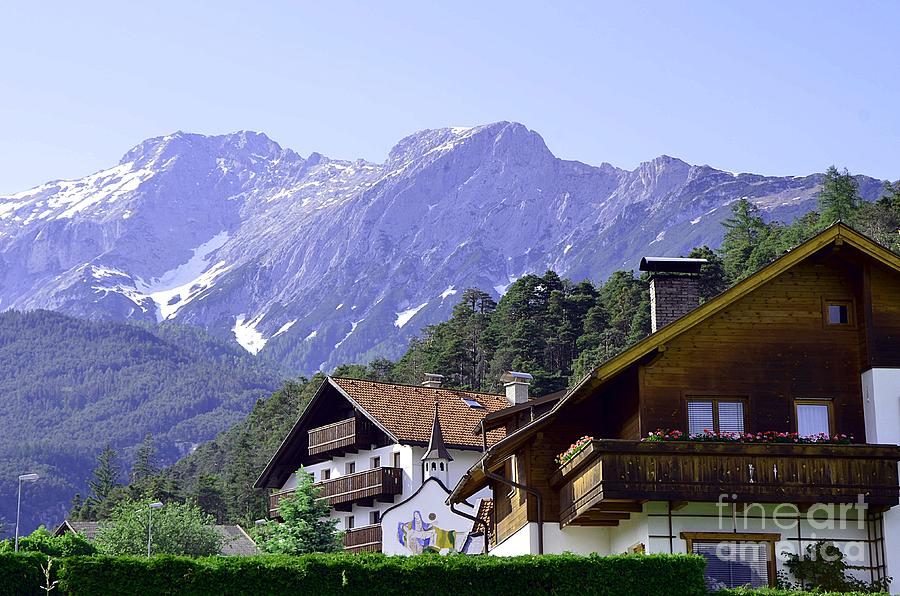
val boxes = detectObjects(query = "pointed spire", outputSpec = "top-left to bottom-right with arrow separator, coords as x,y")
422,398 -> 453,461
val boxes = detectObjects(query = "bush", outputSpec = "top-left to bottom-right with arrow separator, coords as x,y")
0,552 -> 52,596
45,552 -> 704,596
0,526 -> 96,557
716,589 -> 887,596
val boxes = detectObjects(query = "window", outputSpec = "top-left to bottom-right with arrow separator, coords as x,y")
823,299 -> 854,327
392,452 -> 401,468
461,397 -> 485,409
370,510 -> 380,525
321,469 -> 331,481
371,456 -> 381,469
346,462 -> 356,475
346,515 -> 355,530
682,532 -> 779,590
796,399 -> 833,437
687,398 -> 745,434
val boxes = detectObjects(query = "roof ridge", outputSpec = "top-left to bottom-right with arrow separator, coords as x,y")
330,376 -> 505,399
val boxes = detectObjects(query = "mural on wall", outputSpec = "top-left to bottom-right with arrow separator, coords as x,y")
381,477 -> 482,556
397,510 -> 459,554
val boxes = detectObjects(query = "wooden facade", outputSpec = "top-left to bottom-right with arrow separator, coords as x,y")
471,228 -> 900,546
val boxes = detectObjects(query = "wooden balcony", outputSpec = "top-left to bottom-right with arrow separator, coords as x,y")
308,417 -> 373,459
318,466 -> 403,511
268,467 -> 403,517
343,524 -> 382,553
553,440 -> 900,527
268,488 -> 295,519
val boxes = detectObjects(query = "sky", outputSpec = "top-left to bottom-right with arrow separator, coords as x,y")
1,1 -> 898,193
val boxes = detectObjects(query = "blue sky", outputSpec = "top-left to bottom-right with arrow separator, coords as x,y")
1,1 -> 898,193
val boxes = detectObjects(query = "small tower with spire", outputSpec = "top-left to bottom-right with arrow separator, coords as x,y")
421,398 -> 453,486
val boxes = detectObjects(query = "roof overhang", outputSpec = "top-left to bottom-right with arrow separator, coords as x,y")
254,376 -> 399,488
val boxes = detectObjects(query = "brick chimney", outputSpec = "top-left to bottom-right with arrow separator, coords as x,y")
500,371 -> 533,405
639,256 -> 707,332
421,373 -> 444,389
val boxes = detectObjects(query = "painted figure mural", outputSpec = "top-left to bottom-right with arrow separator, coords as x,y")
397,510 -> 458,554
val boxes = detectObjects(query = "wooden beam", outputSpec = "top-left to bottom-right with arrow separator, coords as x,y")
575,520 -> 620,527
583,512 -> 632,521
670,500 -> 688,511
591,502 -> 643,513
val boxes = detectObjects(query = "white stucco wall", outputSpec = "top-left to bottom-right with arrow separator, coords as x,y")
862,368 -> 900,590
277,444 -> 490,532
487,501 -> 882,586
380,478 -> 479,555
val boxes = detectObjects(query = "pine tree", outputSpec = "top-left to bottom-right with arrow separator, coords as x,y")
195,475 -> 227,523
252,468 -> 341,554
688,246 -> 728,302
131,433 -> 157,483
818,166 -> 860,225
720,198 -> 769,282
87,444 -> 122,520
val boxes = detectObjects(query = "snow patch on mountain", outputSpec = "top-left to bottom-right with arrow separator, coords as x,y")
272,320 -> 297,338
233,314 -> 267,354
394,303 -> 428,328
440,286 -> 457,300
135,232 -> 230,321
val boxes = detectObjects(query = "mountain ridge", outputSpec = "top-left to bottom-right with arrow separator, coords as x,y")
0,122 -> 888,373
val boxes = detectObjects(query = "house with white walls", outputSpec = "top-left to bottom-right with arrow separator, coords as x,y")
255,374 -> 525,553
448,224 -> 900,591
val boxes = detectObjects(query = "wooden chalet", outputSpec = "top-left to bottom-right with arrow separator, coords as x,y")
448,223 -> 900,590
255,376 -> 510,553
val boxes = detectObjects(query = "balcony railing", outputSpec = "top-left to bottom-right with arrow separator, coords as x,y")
308,417 -> 373,458
553,440 -> 900,527
343,524 -> 382,553
268,467 -> 403,517
318,466 -> 403,511
268,488 -> 295,519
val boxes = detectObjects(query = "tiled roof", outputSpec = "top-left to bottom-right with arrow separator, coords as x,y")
214,525 -> 259,556
331,378 -> 508,449
54,520 -> 100,540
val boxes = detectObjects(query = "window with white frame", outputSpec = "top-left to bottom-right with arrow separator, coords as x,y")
687,398 -> 745,435
795,399 -> 833,437
682,533 -> 777,590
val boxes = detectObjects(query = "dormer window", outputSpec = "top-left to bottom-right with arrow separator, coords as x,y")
461,397 -> 485,409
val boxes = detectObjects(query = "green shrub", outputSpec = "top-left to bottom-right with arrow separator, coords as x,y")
0,552 -> 53,596
0,527 -> 96,558
52,552 -> 705,596
716,589 -> 888,596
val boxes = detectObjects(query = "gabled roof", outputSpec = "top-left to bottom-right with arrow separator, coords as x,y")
422,400 -> 453,461
214,525 -> 259,556
256,376 -> 509,488
448,222 -> 900,503
53,520 -> 99,540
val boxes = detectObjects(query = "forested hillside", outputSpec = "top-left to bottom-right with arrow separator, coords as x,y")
80,170 -> 900,527
0,311 -> 281,537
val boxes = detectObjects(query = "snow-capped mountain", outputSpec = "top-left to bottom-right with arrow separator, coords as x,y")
0,123 -> 885,372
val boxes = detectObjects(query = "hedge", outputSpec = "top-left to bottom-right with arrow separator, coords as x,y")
0,552 -> 707,596
715,589 -> 888,596
0,551 -> 52,596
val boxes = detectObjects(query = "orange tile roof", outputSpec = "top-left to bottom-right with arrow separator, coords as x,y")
331,377 -> 507,449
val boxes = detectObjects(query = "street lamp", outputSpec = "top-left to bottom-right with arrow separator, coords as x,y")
15,473 -> 39,552
147,502 -> 163,557
15,473 -> 40,552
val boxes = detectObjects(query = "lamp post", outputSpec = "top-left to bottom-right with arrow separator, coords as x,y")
15,473 -> 39,552
147,502 -> 163,557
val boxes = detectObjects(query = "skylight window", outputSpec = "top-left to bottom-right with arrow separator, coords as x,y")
461,397 -> 485,409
